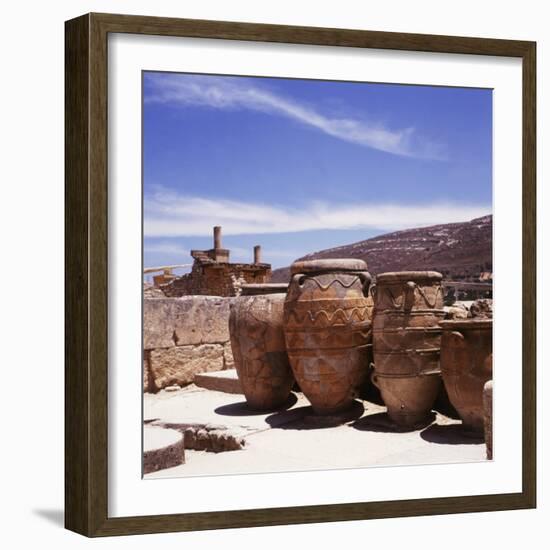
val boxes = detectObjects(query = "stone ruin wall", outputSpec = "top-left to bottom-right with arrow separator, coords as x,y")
161,263 -> 271,298
143,296 -> 234,392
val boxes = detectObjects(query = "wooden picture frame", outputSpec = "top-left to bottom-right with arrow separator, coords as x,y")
65,12 -> 536,537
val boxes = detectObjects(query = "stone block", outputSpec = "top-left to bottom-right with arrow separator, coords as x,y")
144,297 -> 232,350
194,369 -> 244,394
150,344 -> 224,388
223,341 -> 235,370
143,299 -> 179,350
143,356 -> 149,392
143,425 -> 185,474
143,351 -> 158,393
173,296 -> 232,345
444,303 -> 469,320
143,282 -> 166,298
470,299 -> 493,319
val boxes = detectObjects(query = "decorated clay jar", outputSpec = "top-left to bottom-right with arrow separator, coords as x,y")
283,259 -> 372,415
439,319 -> 493,434
372,271 -> 445,429
229,284 -> 294,410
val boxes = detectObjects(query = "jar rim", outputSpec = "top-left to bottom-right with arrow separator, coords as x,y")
376,271 -> 443,282
439,318 -> 493,329
290,258 -> 368,276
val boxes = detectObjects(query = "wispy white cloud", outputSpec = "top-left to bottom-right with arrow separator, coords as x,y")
144,74 -> 446,159
144,187 -> 490,238
143,241 -> 188,256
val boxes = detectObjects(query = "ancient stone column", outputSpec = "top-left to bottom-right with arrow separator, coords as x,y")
254,245 -> 261,264
213,226 -> 222,249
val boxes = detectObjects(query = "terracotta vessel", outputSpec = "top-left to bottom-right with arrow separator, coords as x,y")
283,259 -> 373,415
483,380 -> 493,459
372,271 -> 445,428
439,319 -> 493,434
229,284 -> 294,410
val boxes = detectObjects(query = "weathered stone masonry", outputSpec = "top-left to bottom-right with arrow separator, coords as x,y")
143,296 -> 234,392
160,226 -> 272,297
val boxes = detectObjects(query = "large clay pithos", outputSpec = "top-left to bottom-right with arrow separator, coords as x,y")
229,284 -> 294,410
283,259 -> 373,415
372,271 -> 445,429
439,319 -> 493,434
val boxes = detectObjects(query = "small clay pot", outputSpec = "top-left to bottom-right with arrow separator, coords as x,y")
229,285 -> 294,410
283,259 -> 373,415
372,271 -> 445,429
439,319 -> 493,434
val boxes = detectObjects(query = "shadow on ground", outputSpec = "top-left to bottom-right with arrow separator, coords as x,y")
214,393 -> 298,417
266,400 -> 365,430
351,411 -> 435,433
33,509 -> 64,527
420,423 -> 484,445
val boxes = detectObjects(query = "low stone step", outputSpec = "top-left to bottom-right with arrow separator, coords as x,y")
194,369 -> 243,394
143,424 -> 185,474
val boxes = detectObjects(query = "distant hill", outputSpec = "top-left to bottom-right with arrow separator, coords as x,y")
271,215 -> 492,283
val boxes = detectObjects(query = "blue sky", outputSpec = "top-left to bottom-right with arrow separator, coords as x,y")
143,71 -> 492,272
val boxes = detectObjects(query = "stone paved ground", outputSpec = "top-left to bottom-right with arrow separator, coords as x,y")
144,385 -> 486,479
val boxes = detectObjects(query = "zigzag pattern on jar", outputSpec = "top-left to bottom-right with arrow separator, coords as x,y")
378,285 -> 443,310
295,275 -> 364,292
284,305 -> 371,327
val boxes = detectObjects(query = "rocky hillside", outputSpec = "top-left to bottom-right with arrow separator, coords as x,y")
271,215 -> 492,282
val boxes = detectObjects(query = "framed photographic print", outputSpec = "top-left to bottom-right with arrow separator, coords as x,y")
65,13 -> 536,537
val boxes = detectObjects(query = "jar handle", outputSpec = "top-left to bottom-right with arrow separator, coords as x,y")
404,281 -> 416,312
357,272 -> 372,297
370,283 -> 377,301
448,330 -> 466,345
290,273 -> 306,288
442,330 -> 467,375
